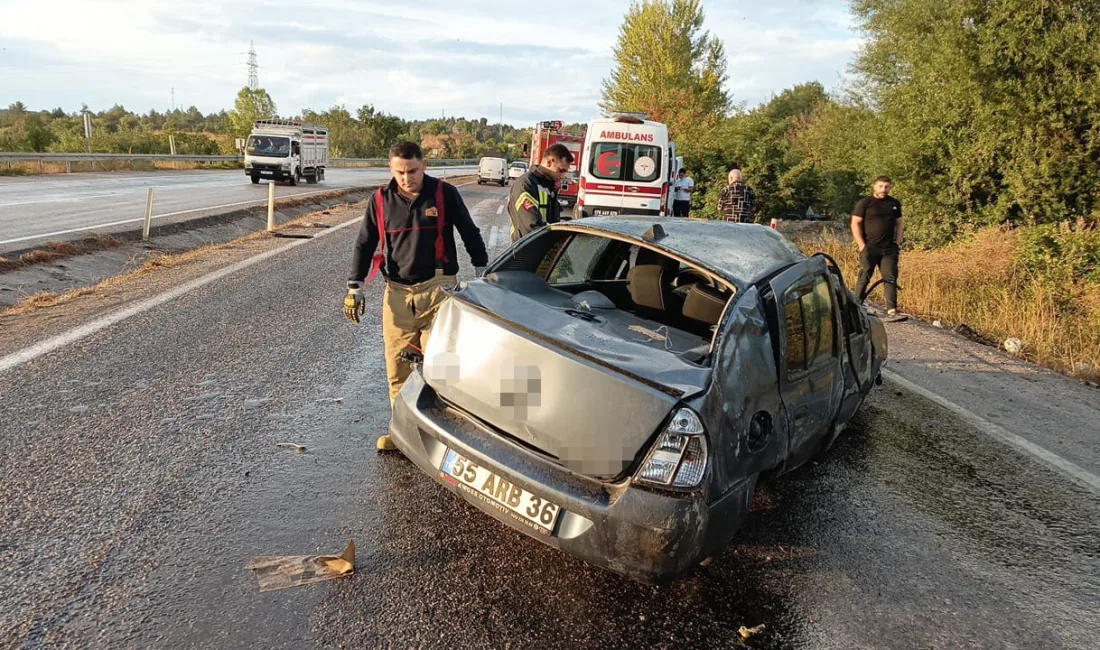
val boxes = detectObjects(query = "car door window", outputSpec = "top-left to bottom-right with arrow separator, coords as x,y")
783,297 -> 808,377
783,276 -> 837,379
806,276 -> 837,365
548,234 -> 611,285
804,292 -> 826,364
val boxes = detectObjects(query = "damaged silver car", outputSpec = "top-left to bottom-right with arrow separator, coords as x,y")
388,217 -> 887,583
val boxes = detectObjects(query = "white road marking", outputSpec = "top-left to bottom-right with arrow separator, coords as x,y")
883,368 -> 1100,495
496,205 -> 504,215
0,217 -> 363,375
0,187 -> 351,247
487,226 -> 500,249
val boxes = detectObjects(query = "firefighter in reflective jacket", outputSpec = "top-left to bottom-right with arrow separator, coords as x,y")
344,141 -> 488,451
508,143 -> 574,243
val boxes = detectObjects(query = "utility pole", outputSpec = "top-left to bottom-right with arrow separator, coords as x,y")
248,41 -> 259,90
499,102 -> 503,141
171,87 -> 175,112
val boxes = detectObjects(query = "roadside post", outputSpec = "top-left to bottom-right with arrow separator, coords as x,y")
82,111 -> 93,154
267,182 -> 276,231
770,218 -> 778,229
142,187 -> 155,240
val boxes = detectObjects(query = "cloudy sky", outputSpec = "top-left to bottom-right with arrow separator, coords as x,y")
0,0 -> 860,124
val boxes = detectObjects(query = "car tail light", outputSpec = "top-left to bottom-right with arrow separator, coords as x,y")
635,407 -> 708,489
659,181 -> 668,216
577,176 -> 586,207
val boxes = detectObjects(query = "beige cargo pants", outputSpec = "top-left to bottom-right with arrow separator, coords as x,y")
383,272 -> 458,404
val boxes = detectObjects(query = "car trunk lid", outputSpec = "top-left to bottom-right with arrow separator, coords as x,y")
421,280 -> 712,479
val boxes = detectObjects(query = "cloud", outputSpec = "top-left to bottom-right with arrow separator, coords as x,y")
0,0 -> 859,123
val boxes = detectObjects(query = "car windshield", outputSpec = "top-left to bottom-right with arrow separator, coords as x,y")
247,136 -> 290,158
511,163 -> 527,169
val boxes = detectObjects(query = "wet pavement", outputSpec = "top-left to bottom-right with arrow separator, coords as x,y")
1,182 -> 1098,649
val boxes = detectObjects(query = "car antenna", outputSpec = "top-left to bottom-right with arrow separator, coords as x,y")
642,224 -> 666,242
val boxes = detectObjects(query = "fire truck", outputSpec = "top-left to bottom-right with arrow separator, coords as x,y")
526,120 -> 586,214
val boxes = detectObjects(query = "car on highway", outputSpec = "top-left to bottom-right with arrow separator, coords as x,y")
478,157 -> 508,186
388,217 -> 888,583
508,161 -> 528,181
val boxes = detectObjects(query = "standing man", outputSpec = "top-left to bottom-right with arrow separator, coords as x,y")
344,141 -> 489,449
717,168 -> 756,223
672,168 -> 695,217
851,176 -> 906,322
508,143 -> 574,243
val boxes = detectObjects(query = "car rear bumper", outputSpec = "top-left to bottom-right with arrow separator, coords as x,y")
388,370 -> 756,583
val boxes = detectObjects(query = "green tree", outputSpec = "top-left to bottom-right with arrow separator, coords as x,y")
852,0 -> 1100,244
600,0 -> 729,145
229,87 -> 278,137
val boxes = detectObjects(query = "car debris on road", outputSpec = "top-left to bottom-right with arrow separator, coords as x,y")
248,540 -> 355,592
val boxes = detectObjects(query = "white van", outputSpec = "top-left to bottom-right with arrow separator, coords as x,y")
478,157 -> 508,186
575,114 -> 683,218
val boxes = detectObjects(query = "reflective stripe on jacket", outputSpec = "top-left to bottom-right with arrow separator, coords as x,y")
507,167 -> 560,243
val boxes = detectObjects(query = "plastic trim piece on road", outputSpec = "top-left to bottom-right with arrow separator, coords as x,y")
0,217 -> 363,375
883,368 -> 1100,495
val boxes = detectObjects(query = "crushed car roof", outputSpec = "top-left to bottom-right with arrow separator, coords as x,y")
553,217 -> 808,289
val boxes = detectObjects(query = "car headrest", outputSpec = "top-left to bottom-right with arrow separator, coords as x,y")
682,284 -> 729,326
627,264 -> 666,310
635,248 -> 680,274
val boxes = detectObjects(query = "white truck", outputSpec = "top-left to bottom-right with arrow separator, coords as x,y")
243,119 -> 329,185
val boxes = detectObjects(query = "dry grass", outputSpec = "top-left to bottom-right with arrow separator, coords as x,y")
0,243 -> 237,317
4,235 -> 124,271
798,227 -> 1100,383
0,208 -> 356,317
19,250 -> 63,264
46,240 -> 80,255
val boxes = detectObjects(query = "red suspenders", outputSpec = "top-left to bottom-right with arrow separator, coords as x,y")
367,178 -> 448,281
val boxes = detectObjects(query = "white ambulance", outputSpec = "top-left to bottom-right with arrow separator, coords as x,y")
574,113 -> 684,219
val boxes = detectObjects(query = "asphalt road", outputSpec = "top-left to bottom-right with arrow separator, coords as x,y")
1,183 -> 1098,649
0,165 -> 476,249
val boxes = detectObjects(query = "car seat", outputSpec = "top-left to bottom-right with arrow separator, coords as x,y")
681,283 -> 730,336
627,249 -> 684,322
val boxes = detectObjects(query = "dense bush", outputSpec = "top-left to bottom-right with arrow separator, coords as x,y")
1015,221 -> 1100,287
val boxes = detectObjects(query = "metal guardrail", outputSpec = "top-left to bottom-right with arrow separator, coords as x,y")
0,152 -> 478,165
1,152 -> 237,163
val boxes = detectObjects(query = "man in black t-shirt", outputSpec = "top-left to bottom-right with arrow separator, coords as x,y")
851,176 -> 906,321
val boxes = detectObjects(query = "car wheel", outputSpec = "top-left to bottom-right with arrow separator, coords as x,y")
289,170 -> 299,186
306,172 -> 317,184
250,174 -> 260,184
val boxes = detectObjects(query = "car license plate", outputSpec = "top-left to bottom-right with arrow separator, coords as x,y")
439,449 -> 561,535
593,209 -> 619,216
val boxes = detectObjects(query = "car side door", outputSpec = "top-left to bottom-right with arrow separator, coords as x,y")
769,259 -> 844,470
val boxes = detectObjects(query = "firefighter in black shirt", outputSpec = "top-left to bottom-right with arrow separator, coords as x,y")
508,143 -> 573,243
344,141 -> 489,449
851,175 -> 906,322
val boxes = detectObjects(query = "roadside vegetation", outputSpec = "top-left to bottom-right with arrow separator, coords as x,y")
0,90 -> 533,164
601,0 -> 1100,381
